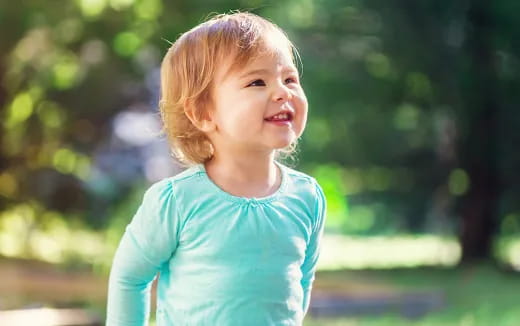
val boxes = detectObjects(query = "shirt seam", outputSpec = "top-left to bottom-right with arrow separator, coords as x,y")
311,178 -> 321,235
166,177 -> 189,242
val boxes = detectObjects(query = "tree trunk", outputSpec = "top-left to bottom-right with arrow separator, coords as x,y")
458,0 -> 501,263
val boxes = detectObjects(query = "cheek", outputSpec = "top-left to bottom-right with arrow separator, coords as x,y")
295,92 -> 308,117
294,93 -> 308,131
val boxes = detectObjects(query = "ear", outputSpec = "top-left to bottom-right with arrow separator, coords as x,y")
184,99 -> 216,133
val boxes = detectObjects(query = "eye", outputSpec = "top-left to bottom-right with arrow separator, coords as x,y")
247,79 -> 266,87
285,76 -> 298,84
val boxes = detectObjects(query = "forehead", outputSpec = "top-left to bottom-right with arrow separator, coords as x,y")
217,45 -> 296,82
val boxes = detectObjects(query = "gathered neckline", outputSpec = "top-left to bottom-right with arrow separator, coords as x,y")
194,161 -> 287,205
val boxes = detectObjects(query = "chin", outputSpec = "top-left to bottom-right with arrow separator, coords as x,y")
270,139 -> 294,149
264,131 -> 298,149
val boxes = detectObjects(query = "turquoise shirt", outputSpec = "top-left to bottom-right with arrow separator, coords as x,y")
106,161 -> 327,326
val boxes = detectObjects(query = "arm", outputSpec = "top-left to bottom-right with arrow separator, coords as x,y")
106,180 -> 180,326
300,180 -> 327,316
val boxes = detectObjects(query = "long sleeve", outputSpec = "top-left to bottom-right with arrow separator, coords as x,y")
300,180 -> 327,316
106,179 -> 180,326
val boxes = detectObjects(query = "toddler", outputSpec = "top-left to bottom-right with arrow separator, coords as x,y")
106,11 -> 327,326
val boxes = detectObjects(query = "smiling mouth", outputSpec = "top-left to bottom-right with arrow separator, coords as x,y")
264,111 -> 293,122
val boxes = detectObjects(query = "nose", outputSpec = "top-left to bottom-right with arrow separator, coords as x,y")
272,81 -> 292,103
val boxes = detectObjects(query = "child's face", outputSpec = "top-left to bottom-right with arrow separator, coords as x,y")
206,45 -> 308,155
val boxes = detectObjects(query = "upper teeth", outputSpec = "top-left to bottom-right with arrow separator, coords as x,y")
270,113 -> 289,120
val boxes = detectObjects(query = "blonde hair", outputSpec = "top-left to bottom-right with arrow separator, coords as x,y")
159,11 -> 301,168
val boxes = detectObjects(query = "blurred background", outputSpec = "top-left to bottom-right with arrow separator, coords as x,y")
1,0 -> 519,325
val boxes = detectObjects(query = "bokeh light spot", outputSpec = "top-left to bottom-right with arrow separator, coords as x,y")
52,56 -> 80,89
0,173 -> 18,198
6,93 -> 34,128
77,0 -> 107,18
449,168 -> 470,196
134,0 -> 162,20
113,32 -> 141,56
53,148 -> 77,174
365,52 -> 390,78
393,103 -> 419,130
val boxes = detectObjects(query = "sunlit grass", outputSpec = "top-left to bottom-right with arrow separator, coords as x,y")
318,233 -> 461,270
304,312 -> 520,326
304,263 -> 520,326
1,220 -> 519,326
0,204 -> 111,267
0,203 -> 519,272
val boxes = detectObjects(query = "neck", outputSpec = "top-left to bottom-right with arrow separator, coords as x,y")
203,151 -> 281,198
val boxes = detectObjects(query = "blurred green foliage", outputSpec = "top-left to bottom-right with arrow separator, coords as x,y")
0,0 -> 519,266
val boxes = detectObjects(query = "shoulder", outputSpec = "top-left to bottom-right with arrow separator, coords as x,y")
280,163 -> 324,197
280,163 -> 326,218
280,163 -> 326,233
153,164 -> 202,190
281,163 -> 312,180
145,165 -> 201,195
134,166 -> 203,228
281,163 -> 316,188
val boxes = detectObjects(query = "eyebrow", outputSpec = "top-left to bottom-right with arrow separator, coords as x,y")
239,67 -> 298,80
239,69 -> 270,80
